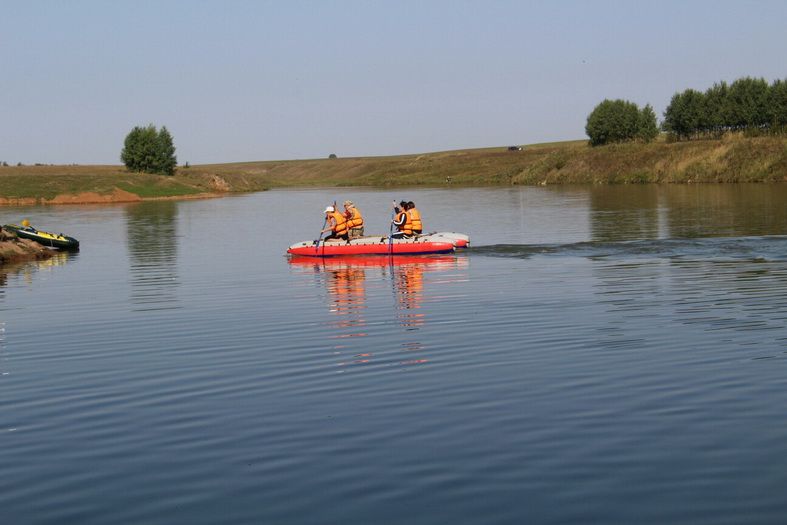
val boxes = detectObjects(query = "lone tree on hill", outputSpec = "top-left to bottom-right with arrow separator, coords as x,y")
121,124 -> 177,175
585,99 -> 659,146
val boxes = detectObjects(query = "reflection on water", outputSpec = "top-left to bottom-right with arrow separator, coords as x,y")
326,265 -> 367,332
6,187 -> 787,524
126,201 -> 180,311
588,184 -> 787,242
289,255 -> 468,367
590,185 -> 661,242
0,319 -> 5,383
0,251 -> 74,294
589,255 -> 787,362
394,261 -> 425,329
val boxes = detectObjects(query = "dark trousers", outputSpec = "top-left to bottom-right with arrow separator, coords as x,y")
324,232 -> 349,241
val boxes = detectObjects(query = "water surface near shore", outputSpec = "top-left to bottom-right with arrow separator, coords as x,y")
2,185 -> 787,524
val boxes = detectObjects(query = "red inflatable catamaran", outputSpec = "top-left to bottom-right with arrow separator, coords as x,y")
287,232 -> 469,257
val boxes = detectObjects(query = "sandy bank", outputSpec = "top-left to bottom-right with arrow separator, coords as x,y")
0,229 -> 55,265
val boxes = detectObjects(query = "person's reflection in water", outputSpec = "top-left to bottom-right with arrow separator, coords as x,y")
289,255 -> 468,369
324,263 -> 371,367
393,262 -> 425,329
388,261 -> 431,366
325,266 -> 367,331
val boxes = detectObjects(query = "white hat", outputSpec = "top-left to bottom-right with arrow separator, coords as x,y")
324,206 -> 334,213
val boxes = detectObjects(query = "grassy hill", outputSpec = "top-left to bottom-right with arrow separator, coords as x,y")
2,134 -> 786,204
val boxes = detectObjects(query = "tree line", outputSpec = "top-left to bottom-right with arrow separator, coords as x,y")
662,77 -> 787,140
586,76 -> 787,146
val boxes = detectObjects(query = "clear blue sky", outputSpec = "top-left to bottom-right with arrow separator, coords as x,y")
2,0 -> 786,165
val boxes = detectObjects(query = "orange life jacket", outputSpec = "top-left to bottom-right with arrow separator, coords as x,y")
407,208 -> 422,231
346,208 -> 363,228
331,211 -> 348,235
396,211 -> 413,235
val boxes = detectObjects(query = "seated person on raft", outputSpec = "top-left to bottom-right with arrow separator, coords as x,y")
321,205 -> 349,242
343,200 -> 364,238
391,201 -> 414,239
406,201 -> 422,235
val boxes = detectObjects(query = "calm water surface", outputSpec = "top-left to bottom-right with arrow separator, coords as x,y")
2,185 -> 787,524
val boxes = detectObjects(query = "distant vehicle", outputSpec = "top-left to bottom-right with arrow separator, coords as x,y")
507,146 -> 522,151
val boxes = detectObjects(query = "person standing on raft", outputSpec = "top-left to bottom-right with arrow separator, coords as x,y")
321,205 -> 349,241
391,201 -> 413,239
343,200 -> 364,239
406,201 -> 422,235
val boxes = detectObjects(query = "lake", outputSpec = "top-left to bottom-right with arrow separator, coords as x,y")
2,184 -> 787,524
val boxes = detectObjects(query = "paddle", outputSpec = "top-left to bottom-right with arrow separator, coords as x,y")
315,216 -> 328,253
388,201 -> 397,256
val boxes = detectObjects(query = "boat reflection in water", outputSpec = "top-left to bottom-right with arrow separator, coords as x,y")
288,254 -> 468,368
0,250 -> 75,291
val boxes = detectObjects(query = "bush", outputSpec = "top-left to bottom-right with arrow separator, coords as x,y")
329,153 -> 337,159
121,124 -> 177,175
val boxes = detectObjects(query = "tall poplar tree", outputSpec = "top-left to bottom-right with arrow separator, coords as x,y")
156,127 -> 177,176
637,104 -> 659,142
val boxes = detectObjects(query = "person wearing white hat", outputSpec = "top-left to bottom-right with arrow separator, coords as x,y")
321,205 -> 349,241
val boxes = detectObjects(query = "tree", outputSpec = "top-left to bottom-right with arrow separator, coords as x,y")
663,76 -> 787,140
637,104 -> 659,142
663,89 -> 704,140
121,124 -> 178,175
156,126 -> 177,176
727,77 -> 769,130
768,78 -> 787,130
586,99 -> 646,146
328,153 -> 337,159
704,81 -> 729,136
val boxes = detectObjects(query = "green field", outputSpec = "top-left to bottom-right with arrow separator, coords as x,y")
2,135 -> 786,204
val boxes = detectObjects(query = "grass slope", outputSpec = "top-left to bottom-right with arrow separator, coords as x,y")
1,135 -> 786,203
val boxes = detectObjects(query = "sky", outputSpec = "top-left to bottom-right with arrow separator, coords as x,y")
2,0 -> 787,165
